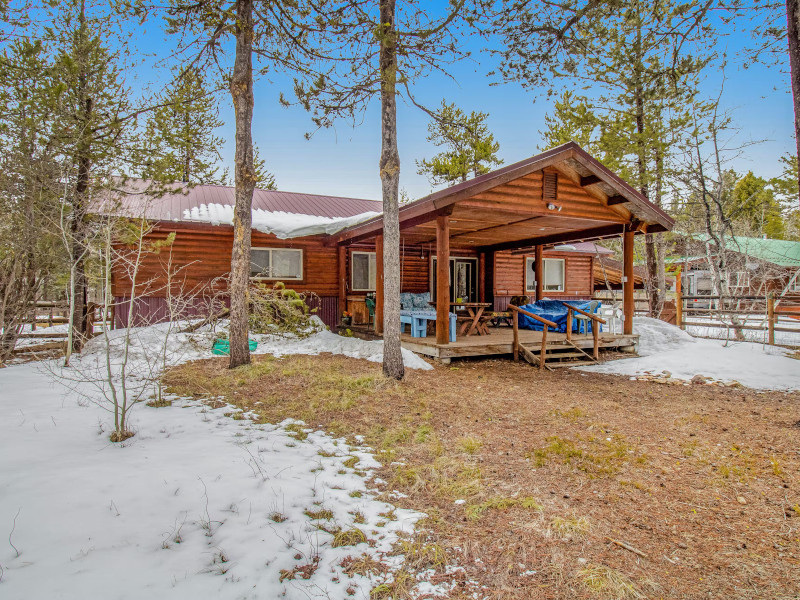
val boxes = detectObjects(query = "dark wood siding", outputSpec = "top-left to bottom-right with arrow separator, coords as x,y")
112,223 -> 339,298
493,250 -> 594,298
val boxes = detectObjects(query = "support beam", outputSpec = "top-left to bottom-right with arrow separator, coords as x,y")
623,229 -> 634,335
375,234 -> 384,334
607,195 -> 629,206
436,215 -> 450,345
478,252 -> 486,303
479,223 -> 629,254
338,245 -> 346,326
580,175 -> 602,186
534,245 -> 543,301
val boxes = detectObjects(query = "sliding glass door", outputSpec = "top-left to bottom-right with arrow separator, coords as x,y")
432,257 -> 478,303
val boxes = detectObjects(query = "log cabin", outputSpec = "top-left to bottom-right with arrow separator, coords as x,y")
105,142 -> 674,361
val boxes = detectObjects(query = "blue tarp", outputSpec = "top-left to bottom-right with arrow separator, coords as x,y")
517,300 -> 598,333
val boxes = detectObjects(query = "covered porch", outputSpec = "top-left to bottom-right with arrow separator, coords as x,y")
333,142 -> 673,363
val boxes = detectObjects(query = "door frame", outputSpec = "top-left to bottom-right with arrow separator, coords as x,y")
431,256 -> 478,303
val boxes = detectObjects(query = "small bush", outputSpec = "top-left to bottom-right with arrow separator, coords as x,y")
248,281 -> 323,338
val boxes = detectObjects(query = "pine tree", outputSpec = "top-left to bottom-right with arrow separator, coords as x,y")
0,38 -> 65,362
732,171 -> 785,238
253,146 -> 277,190
291,0 -> 475,380
51,0 -> 137,358
142,68 -> 227,185
416,100 -> 502,186
503,0 -> 712,317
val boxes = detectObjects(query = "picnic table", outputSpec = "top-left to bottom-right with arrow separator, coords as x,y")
430,301 -> 493,336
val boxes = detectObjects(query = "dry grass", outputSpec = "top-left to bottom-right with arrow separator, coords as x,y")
163,353 -> 800,599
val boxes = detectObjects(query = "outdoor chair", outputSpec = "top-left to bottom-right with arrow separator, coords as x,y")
364,295 -> 375,325
573,300 -> 600,334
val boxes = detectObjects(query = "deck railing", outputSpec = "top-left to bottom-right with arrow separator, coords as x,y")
509,305 -> 557,370
561,301 -> 607,360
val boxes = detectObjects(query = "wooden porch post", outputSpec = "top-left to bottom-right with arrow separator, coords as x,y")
623,230 -> 634,335
675,267 -> 683,329
436,215 -> 450,344
534,245 -> 543,301
478,252 -> 486,303
338,245 -> 346,326
375,234 -> 384,334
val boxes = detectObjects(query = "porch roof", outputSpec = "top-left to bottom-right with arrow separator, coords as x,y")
332,142 -> 674,251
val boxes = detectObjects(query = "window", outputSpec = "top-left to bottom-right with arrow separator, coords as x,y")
543,258 -> 565,292
351,251 -> 376,291
250,248 -> 303,280
525,257 -> 565,292
729,271 -> 750,290
790,277 -> 800,292
525,257 -> 537,292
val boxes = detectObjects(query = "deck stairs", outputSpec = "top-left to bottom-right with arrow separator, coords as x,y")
517,339 -> 599,370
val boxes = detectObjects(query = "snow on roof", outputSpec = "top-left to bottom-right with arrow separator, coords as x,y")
551,242 -> 614,255
96,178 -> 384,238
183,203 -> 380,239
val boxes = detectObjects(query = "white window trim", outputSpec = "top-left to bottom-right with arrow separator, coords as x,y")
543,258 -> 565,292
250,247 -> 304,281
525,257 -> 536,292
789,277 -> 800,292
351,251 -> 377,292
730,271 -> 750,289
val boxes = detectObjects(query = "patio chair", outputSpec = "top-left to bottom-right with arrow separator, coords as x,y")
573,300 -> 600,334
364,295 -> 375,325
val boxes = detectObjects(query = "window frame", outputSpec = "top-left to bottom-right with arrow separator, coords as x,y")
543,258 -> 566,292
351,250 -> 377,292
249,247 -> 304,281
525,257 -> 537,292
789,277 -> 800,292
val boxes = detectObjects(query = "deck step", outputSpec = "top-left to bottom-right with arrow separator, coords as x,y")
548,360 -> 598,368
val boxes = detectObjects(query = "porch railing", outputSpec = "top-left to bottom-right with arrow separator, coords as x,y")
509,305 -> 557,371
561,301 -> 607,361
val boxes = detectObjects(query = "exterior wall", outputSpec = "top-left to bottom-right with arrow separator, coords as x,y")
492,250 -> 594,298
111,222 -> 598,329
111,222 -> 341,329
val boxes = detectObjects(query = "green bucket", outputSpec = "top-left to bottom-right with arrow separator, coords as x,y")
212,338 -> 258,356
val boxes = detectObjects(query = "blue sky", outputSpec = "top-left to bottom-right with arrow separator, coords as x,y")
130,4 -> 795,202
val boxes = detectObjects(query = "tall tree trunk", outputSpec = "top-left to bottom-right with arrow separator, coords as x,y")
379,0 -> 404,380
788,0 -> 800,207
70,2 -> 91,354
632,15 -> 661,318
228,0 -> 255,369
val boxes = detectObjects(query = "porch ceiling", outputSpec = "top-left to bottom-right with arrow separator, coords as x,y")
331,142 -> 674,251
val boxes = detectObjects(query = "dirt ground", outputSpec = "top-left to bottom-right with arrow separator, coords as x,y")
163,354 -> 800,599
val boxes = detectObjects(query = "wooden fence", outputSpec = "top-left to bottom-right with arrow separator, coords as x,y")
675,294 -> 800,346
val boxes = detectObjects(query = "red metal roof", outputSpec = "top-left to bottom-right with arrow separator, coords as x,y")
99,178 -> 383,221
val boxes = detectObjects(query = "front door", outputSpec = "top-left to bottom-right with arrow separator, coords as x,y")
432,257 -> 478,303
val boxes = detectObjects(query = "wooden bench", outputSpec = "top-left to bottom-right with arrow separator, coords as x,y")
400,311 -> 456,342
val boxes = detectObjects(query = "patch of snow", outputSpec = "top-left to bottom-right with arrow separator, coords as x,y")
182,203 -> 380,239
0,321 -> 432,598
251,319 -> 432,371
578,317 -> 800,391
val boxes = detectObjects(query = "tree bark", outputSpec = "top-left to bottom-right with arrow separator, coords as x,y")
70,2 -> 92,353
228,0 -> 255,369
378,0 -> 404,380
787,0 -> 800,207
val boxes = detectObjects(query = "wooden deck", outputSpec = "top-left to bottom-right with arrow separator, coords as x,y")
399,326 -> 638,362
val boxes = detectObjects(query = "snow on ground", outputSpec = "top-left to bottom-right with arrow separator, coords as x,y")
578,317 -> 800,391
183,203 -> 380,239
0,322 -> 434,599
